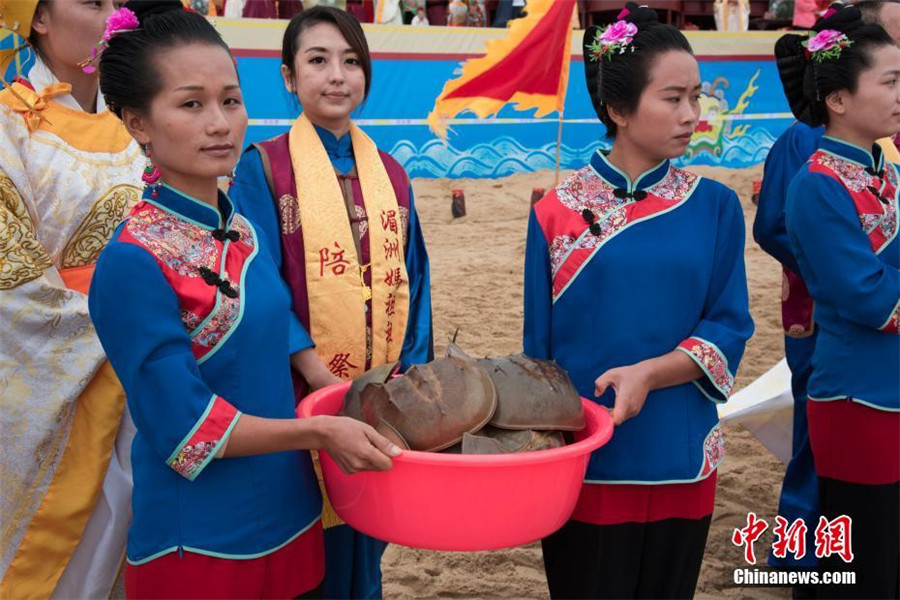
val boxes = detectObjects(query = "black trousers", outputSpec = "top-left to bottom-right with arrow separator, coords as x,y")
815,476 -> 900,600
542,516 -> 712,599
295,581 -> 323,600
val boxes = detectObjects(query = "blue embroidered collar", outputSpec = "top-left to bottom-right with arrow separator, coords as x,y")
314,124 -> 355,175
144,184 -> 235,231
820,136 -> 885,174
590,149 -> 670,194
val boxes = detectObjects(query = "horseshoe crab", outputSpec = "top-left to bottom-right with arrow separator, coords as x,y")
461,427 -> 567,455
342,352 -> 497,452
342,361 -> 399,423
477,354 -> 584,432
341,345 -> 585,454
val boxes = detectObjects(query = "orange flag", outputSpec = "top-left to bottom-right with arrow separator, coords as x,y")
427,0 -> 576,139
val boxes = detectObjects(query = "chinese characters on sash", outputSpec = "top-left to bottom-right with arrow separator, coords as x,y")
380,209 -> 403,349
328,353 -> 358,378
319,242 -> 351,277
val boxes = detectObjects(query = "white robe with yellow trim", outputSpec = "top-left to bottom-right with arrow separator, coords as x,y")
0,58 -> 142,599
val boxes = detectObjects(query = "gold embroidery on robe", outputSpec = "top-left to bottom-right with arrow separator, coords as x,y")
0,68 -> 142,598
0,174 -> 52,290
61,184 -> 138,269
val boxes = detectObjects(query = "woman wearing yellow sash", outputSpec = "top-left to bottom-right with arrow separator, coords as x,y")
230,6 -> 433,598
0,0 -> 142,598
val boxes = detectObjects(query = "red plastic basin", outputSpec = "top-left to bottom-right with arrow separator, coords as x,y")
297,382 -> 614,551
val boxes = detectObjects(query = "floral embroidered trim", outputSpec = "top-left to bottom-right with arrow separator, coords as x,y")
191,283 -> 241,355
123,207 -> 258,360
859,212 -> 883,233
181,309 -> 204,332
229,215 -> 256,249
879,298 -> 900,334
126,206 -> 218,276
190,216 -> 256,361
587,19 -> 638,61
705,425 -> 725,465
678,337 -> 735,399
698,424 -> 726,478
168,395 -> 241,481
875,196 -> 898,244
816,152 -> 871,192
887,163 -> 899,189
857,203 -> 898,245
549,234 -> 577,276
547,164 -> 699,279
556,166 -> 626,214
803,29 -> 853,62
812,153 -> 899,252
584,208 -> 628,245
650,167 -> 698,201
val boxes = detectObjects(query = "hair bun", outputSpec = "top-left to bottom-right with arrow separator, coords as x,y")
123,0 -> 184,22
774,33 -> 817,124
620,3 -> 660,29
812,3 -> 863,33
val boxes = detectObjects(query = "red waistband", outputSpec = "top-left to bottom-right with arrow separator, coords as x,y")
808,399 -> 900,485
125,521 -> 324,600
571,471 -> 717,526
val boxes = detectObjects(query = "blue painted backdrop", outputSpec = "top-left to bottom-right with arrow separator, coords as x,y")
239,55 -> 790,178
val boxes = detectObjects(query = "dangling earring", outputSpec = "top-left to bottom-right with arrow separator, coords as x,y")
142,145 -> 161,198
227,170 -> 235,188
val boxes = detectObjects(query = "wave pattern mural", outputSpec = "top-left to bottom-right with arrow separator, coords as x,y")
386,123 -> 781,179
389,136 -> 601,179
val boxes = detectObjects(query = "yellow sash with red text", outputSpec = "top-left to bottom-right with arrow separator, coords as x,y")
289,114 -> 410,529
289,113 -> 409,379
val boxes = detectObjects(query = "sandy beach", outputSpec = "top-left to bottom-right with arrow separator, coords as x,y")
381,164 -> 792,599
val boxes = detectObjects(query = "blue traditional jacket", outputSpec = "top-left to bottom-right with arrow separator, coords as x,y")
755,122 -> 824,273
89,184 -> 322,563
755,122 -> 824,339
524,150 -> 754,483
786,137 -> 900,412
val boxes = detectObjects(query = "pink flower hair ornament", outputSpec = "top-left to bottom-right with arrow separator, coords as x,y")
79,7 -> 140,74
103,7 -> 140,41
587,19 -> 639,62
803,29 -> 853,62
